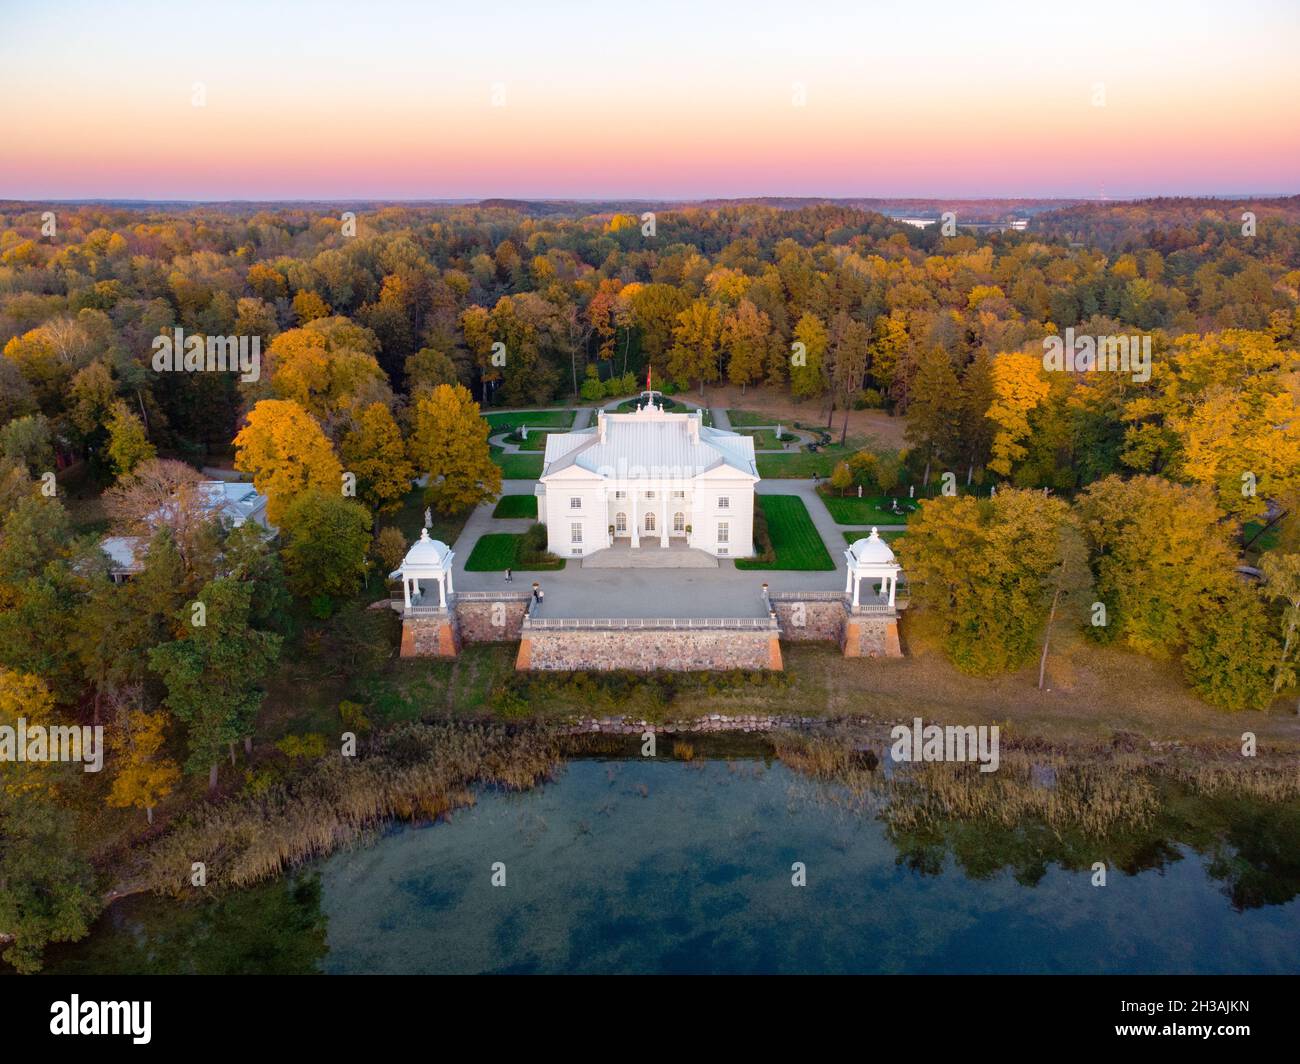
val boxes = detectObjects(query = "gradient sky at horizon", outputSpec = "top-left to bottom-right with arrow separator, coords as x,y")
2,0 -> 1297,200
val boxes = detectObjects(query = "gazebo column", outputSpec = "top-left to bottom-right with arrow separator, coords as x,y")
851,574 -> 860,608
402,572 -> 412,609
438,575 -> 447,608
845,567 -> 852,594
446,566 -> 454,596
887,573 -> 896,609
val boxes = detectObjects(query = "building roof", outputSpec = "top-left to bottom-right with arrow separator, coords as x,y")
541,403 -> 758,482
100,535 -> 145,573
846,528 -> 898,567
198,480 -> 267,525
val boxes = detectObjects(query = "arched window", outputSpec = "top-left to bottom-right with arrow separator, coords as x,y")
615,512 -> 627,534
673,511 -> 685,533
644,512 -> 656,532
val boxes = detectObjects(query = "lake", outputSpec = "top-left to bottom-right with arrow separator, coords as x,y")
41,754 -> 1300,974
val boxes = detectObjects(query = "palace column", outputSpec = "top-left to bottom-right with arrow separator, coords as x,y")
630,490 -> 639,548
660,488 -> 668,547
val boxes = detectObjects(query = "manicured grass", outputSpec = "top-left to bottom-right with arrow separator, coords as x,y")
517,431 -> 558,451
483,409 -> 575,430
491,494 -> 538,519
735,495 -> 835,571
738,428 -> 788,450
464,526 -> 565,572
726,409 -> 773,427
464,533 -> 521,570
756,448 -> 844,478
818,491 -> 915,525
387,487 -> 473,548
491,449 -> 544,479
1243,518 -> 1284,553
842,529 -> 905,545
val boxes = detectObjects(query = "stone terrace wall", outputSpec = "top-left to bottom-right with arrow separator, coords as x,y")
842,615 -> 901,658
768,595 -> 847,643
454,592 -> 532,643
399,612 -> 459,658
518,628 -> 783,672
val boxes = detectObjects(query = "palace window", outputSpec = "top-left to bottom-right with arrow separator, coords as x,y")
717,521 -> 729,543
615,512 -> 627,534
614,490 -> 626,500
569,496 -> 582,509
673,511 -> 685,533
717,496 -> 730,509
671,490 -> 685,499
571,522 -> 583,544
645,512 -> 656,532
645,491 -> 656,499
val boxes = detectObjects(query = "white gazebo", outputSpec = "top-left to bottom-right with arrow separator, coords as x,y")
844,527 -> 901,610
390,529 -> 455,610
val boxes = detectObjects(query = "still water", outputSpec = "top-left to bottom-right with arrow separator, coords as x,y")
43,756 -> 1300,974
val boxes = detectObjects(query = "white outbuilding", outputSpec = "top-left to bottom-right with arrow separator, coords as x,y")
390,529 -> 456,610
844,527 -> 902,610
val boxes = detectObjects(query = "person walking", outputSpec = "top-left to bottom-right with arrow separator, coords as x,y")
537,587 -> 545,608
505,567 -> 512,583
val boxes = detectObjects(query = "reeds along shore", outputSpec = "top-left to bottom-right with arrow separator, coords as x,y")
771,730 -> 1300,837
130,722 -> 1300,899
135,723 -> 564,895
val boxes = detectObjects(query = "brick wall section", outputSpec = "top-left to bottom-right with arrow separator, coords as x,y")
770,598 -> 847,643
454,597 -> 530,642
521,630 -> 782,671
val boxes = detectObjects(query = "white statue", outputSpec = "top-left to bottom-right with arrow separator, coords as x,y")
520,424 -> 528,440
423,506 -> 432,529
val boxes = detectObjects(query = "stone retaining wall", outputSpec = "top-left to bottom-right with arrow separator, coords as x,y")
769,598 -> 847,642
399,613 -> 459,658
842,615 -> 901,658
518,629 -> 783,672
454,597 -> 531,642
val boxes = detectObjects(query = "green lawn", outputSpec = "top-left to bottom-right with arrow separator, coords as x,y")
483,409 -> 575,431
726,409 -> 773,427
492,494 -> 538,519
1242,518 -> 1284,553
491,449 -> 544,479
735,495 -> 835,571
842,529 -> 905,546
739,428 -> 788,450
464,526 -> 565,572
757,448 -> 844,479
818,492 -> 915,525
516,431 -> 559,451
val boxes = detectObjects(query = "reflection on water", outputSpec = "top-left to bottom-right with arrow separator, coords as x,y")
41,756 -> 1300,975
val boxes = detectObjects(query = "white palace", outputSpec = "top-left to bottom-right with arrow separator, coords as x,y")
537,394 -> 758,558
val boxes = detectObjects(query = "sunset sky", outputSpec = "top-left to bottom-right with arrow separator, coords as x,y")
2,0 -> 1297,200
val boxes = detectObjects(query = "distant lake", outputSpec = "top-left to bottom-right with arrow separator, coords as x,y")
41,756 -> 1300,974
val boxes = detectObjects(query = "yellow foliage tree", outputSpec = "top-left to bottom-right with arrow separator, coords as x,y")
986,351 -> 1050,477
340,402 -> 413,514
408,384 -> 501,514
233,399 -> 343,524
0,667 -> 55,796
107,708 -> 180,824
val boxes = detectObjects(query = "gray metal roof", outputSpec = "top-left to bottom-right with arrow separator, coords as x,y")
541,411 -> 758,481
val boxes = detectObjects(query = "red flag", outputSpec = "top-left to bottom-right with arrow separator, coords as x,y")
647,364 -> 652,392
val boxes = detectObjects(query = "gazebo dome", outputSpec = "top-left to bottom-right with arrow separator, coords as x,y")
400,528 -> 451,570
847,528 -> 895,565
